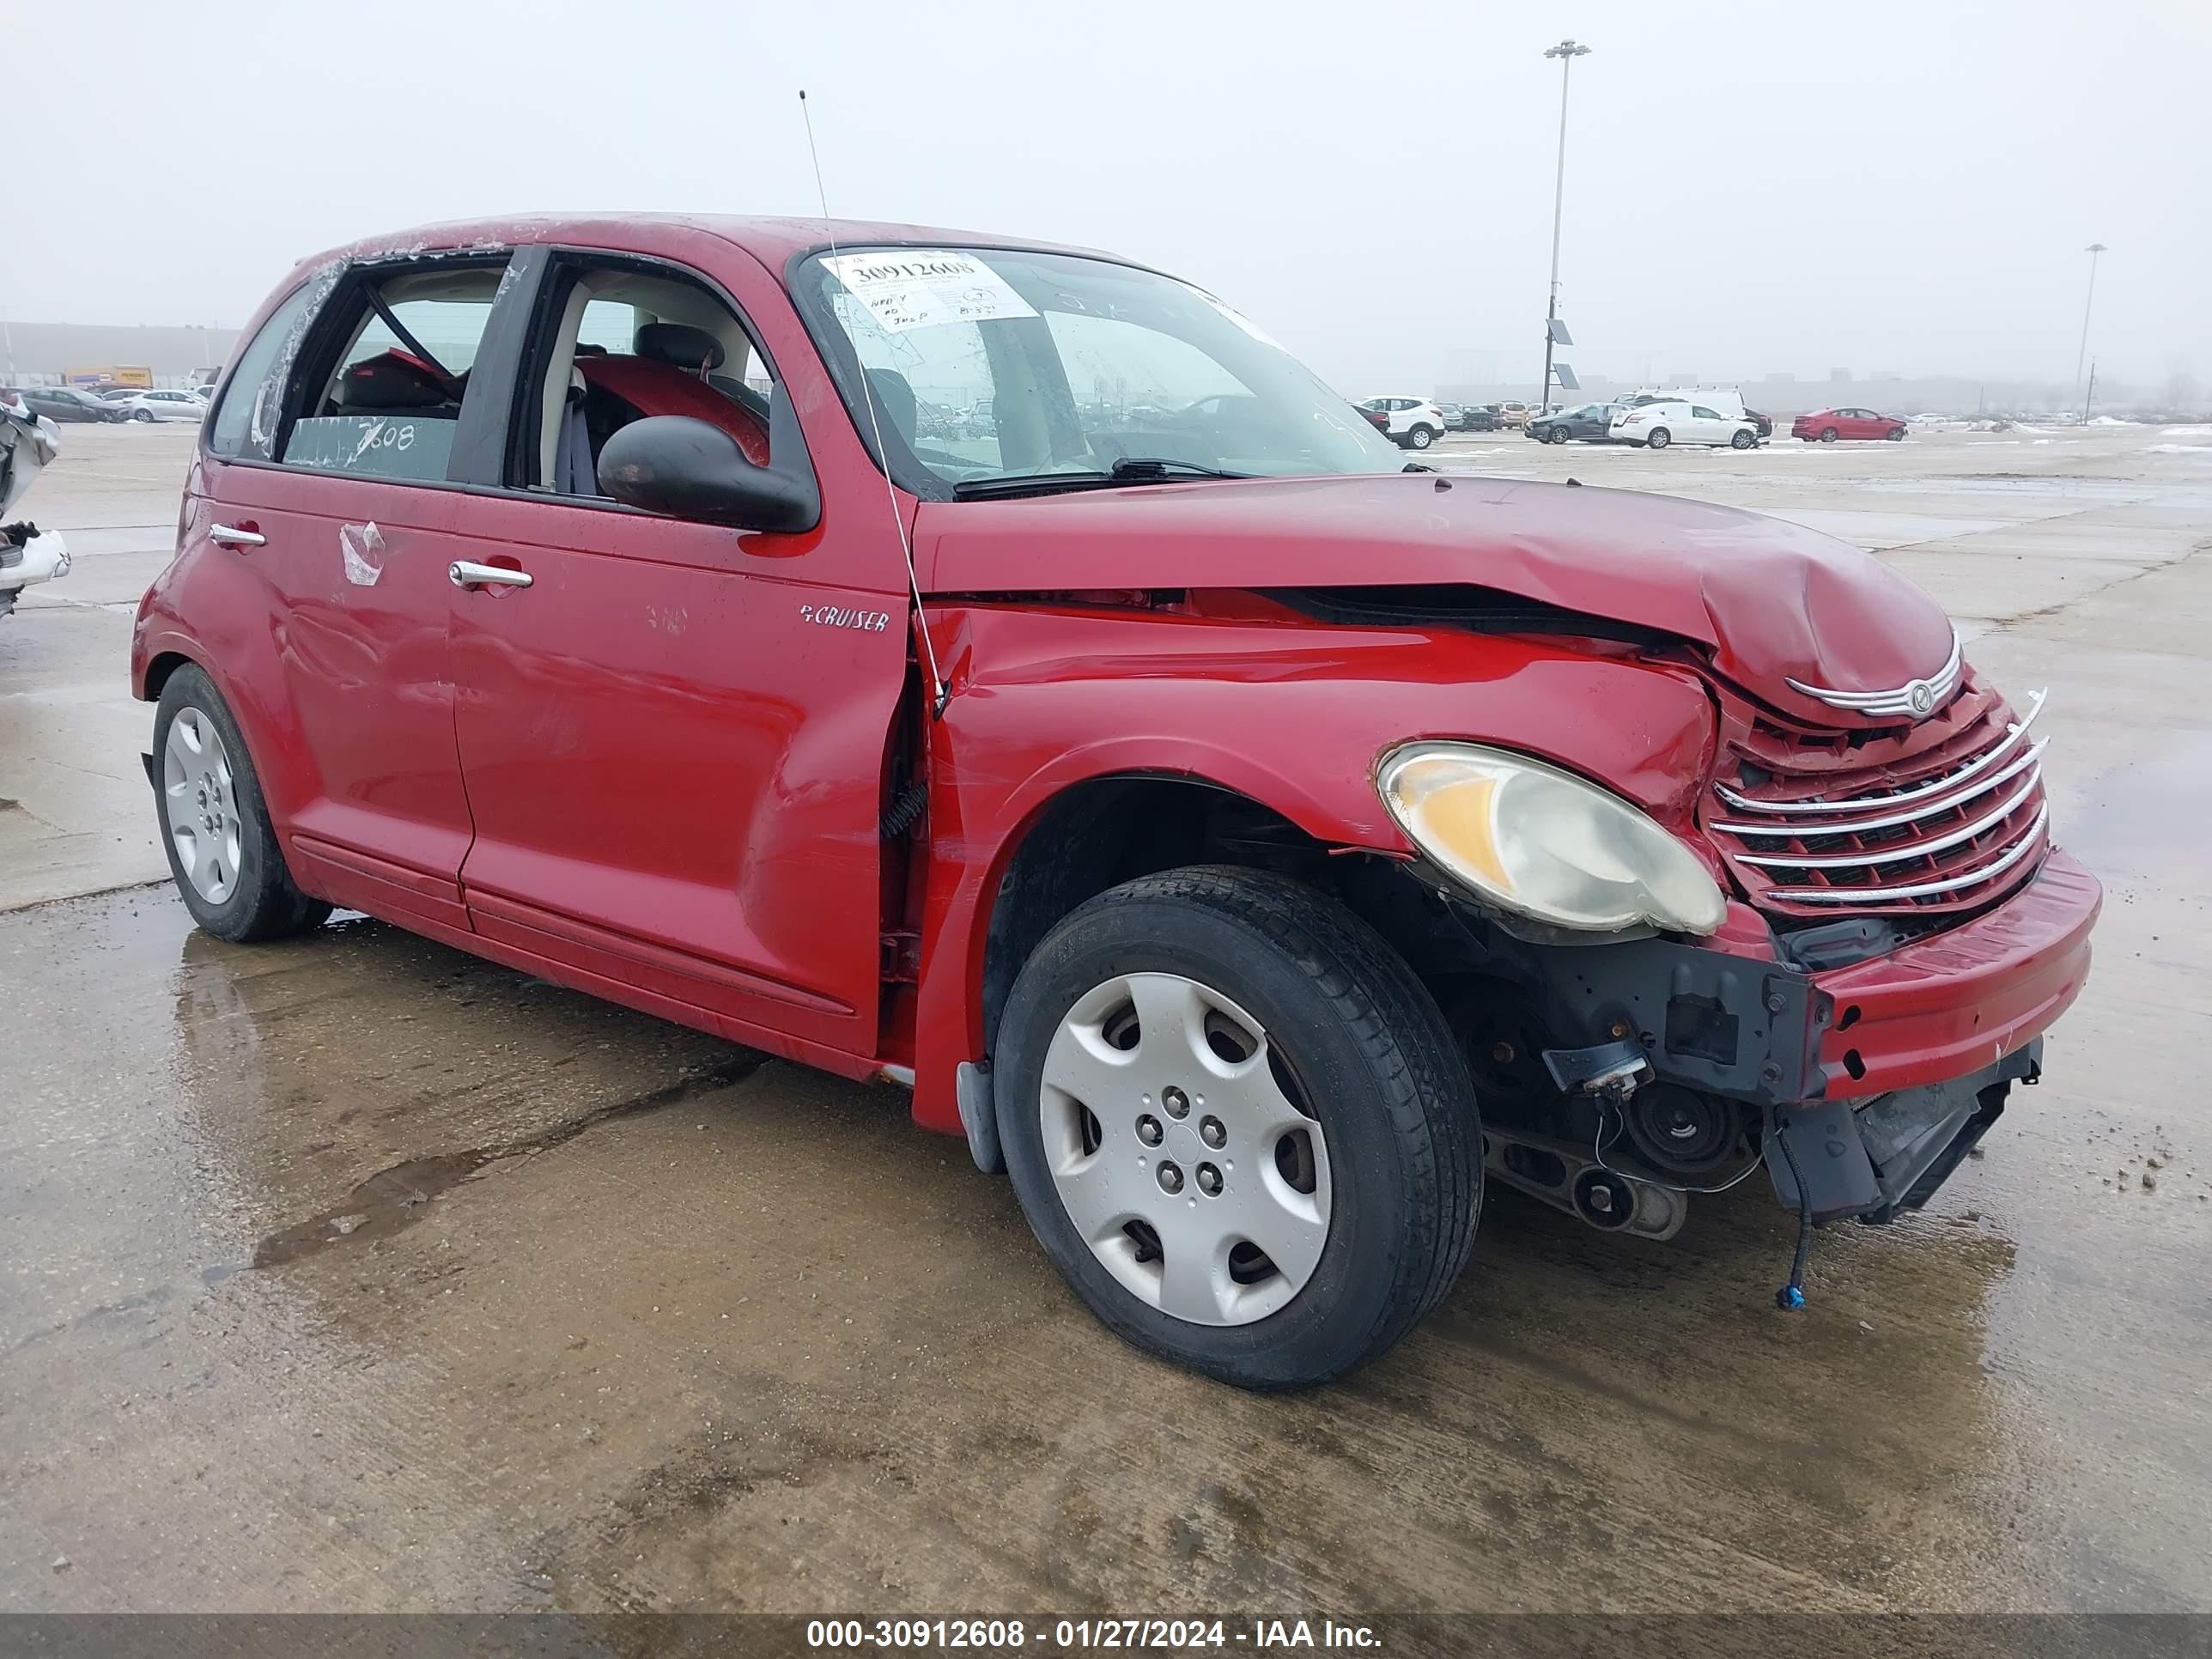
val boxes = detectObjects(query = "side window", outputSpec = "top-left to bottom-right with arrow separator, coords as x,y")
207,280 -> 322,461
1692,405 -> 1720,420
278,261 -> 508,483
517,260 -> 780,501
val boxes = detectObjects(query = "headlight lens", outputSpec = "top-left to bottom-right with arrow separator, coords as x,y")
1377,742 -> 1727,935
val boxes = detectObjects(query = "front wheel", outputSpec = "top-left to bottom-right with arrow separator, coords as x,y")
1547,426 -> 1571,444
1407,424 -> 1435,450
154,665 -> 332,942
1646,426 -> 1672,450
994,866 -> 1480,1390
1730,428 -> 1756,449
1886,426 -> 1906,441
1820,426 -> 1839,442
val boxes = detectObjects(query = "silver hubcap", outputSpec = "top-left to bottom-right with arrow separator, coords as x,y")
1039,973 -> 1332,1328
163,707 -> 241,904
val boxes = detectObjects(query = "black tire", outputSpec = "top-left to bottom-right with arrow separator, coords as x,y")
1407,424 -> 1434,450
1820,426 -> 1838,442
1730,428 -> 1756,450
1646,426 -> 1671,450
994,866 -> 1480,1390
132,407 -> 155,422
1547,426 -> 1571,444
1885,425 -> 1905,441
153,664 -> 331,943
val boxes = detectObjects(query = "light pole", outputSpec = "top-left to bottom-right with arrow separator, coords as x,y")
2073,242 -> 2106,394
1540,38 -> 1589,413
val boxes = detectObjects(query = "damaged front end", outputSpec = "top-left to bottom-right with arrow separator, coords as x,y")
1346,610 -> 2100,1297
1,400 -> 70,619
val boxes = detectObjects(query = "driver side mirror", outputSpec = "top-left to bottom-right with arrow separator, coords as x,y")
598,415 -> 820,534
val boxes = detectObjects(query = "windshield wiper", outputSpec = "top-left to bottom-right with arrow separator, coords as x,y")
1106,457 -> 1253,481
951,458 -> 1255,500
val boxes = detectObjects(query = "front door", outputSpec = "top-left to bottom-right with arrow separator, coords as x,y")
443,246 -> 910,1061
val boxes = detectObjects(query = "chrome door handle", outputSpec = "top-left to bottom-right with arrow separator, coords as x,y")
210,524 -> 265,547
449,561 -> 532,590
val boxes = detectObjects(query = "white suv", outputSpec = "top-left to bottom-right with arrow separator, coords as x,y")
1358,397 -> 1449,451
1607,398 -> 1758,451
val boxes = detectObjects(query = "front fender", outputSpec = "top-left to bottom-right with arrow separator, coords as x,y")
906,602 -> 1717,1133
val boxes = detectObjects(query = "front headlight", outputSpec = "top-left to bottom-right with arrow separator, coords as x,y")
1377,742 -> 1727,935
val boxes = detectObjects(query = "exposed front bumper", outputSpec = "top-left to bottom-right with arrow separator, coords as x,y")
1767,1042 -> 2038,1224
1536,849 -> 2099,1110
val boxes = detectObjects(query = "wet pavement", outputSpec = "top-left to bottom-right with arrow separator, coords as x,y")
3,423 -> 2209,1613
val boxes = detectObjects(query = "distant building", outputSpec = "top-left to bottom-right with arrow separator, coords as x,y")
3,321 -> 239,388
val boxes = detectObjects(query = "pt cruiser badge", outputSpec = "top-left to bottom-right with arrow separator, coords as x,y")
799,604 -> 892,631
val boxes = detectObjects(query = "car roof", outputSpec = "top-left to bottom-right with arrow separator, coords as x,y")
293,214 -> 1130,282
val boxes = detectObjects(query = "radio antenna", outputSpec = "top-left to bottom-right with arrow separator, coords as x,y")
799,88 -> 951,719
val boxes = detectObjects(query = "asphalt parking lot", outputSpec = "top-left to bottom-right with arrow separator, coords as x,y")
3,421 -> 2209,1615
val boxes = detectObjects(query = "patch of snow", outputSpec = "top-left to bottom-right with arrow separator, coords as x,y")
2148,443 -> 2212,457
2160,424 -> 2212,436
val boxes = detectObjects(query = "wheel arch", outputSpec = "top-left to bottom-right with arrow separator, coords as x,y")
910,748 -> 1406,1137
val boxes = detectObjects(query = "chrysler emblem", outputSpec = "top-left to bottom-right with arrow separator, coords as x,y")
1786,627 -> 1964,722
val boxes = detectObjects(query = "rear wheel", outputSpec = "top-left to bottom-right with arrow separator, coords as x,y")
994,866 -> 1479,1390
1730,428 -> 1756,449
1646,426 -> 1671,450
1820,426 -> 1839,442
132,407 -> 155,422
154,665 -> 331,943
1407,424 -> 1435,450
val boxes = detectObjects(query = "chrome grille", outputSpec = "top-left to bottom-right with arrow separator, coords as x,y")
1705,688 -> 2051,912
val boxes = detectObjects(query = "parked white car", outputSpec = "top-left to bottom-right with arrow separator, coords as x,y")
1608,398 -> 1759,450
108,388 -> 209,424
1358,397 -> 1449,451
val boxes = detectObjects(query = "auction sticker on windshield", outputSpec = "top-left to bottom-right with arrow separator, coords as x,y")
820,250 -> 1038,333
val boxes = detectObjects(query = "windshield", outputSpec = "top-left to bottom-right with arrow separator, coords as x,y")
790,246 -> 1403,496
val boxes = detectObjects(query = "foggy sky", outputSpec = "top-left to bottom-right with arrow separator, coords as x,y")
10,1 -> 2209,395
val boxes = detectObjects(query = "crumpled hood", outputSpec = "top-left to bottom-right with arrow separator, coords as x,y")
917,473 -> 1957,721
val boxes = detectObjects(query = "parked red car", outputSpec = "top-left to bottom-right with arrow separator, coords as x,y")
1793,407 -> 1908,442
132,216 -> 2097,1388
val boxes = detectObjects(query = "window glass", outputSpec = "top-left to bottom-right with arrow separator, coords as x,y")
792,246 -> 1400,495
280,261 -> 507,483
206,280 -> 319,459
520,263 -> 778,501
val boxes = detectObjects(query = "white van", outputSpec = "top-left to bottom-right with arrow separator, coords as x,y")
1628,386 -> 1747,420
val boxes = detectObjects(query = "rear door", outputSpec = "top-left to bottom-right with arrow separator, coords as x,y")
441,240 -> 910,1061
195,251 -> 530,929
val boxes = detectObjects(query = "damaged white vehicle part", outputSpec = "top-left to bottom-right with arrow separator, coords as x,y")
1,404 -> 71,619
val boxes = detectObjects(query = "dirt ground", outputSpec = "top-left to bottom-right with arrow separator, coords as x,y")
3,422 -> 2209,1616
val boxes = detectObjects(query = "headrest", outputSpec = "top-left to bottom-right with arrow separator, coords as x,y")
339,349 -> 450,410
636,322 -> 726,374
574,355 -> 769,465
